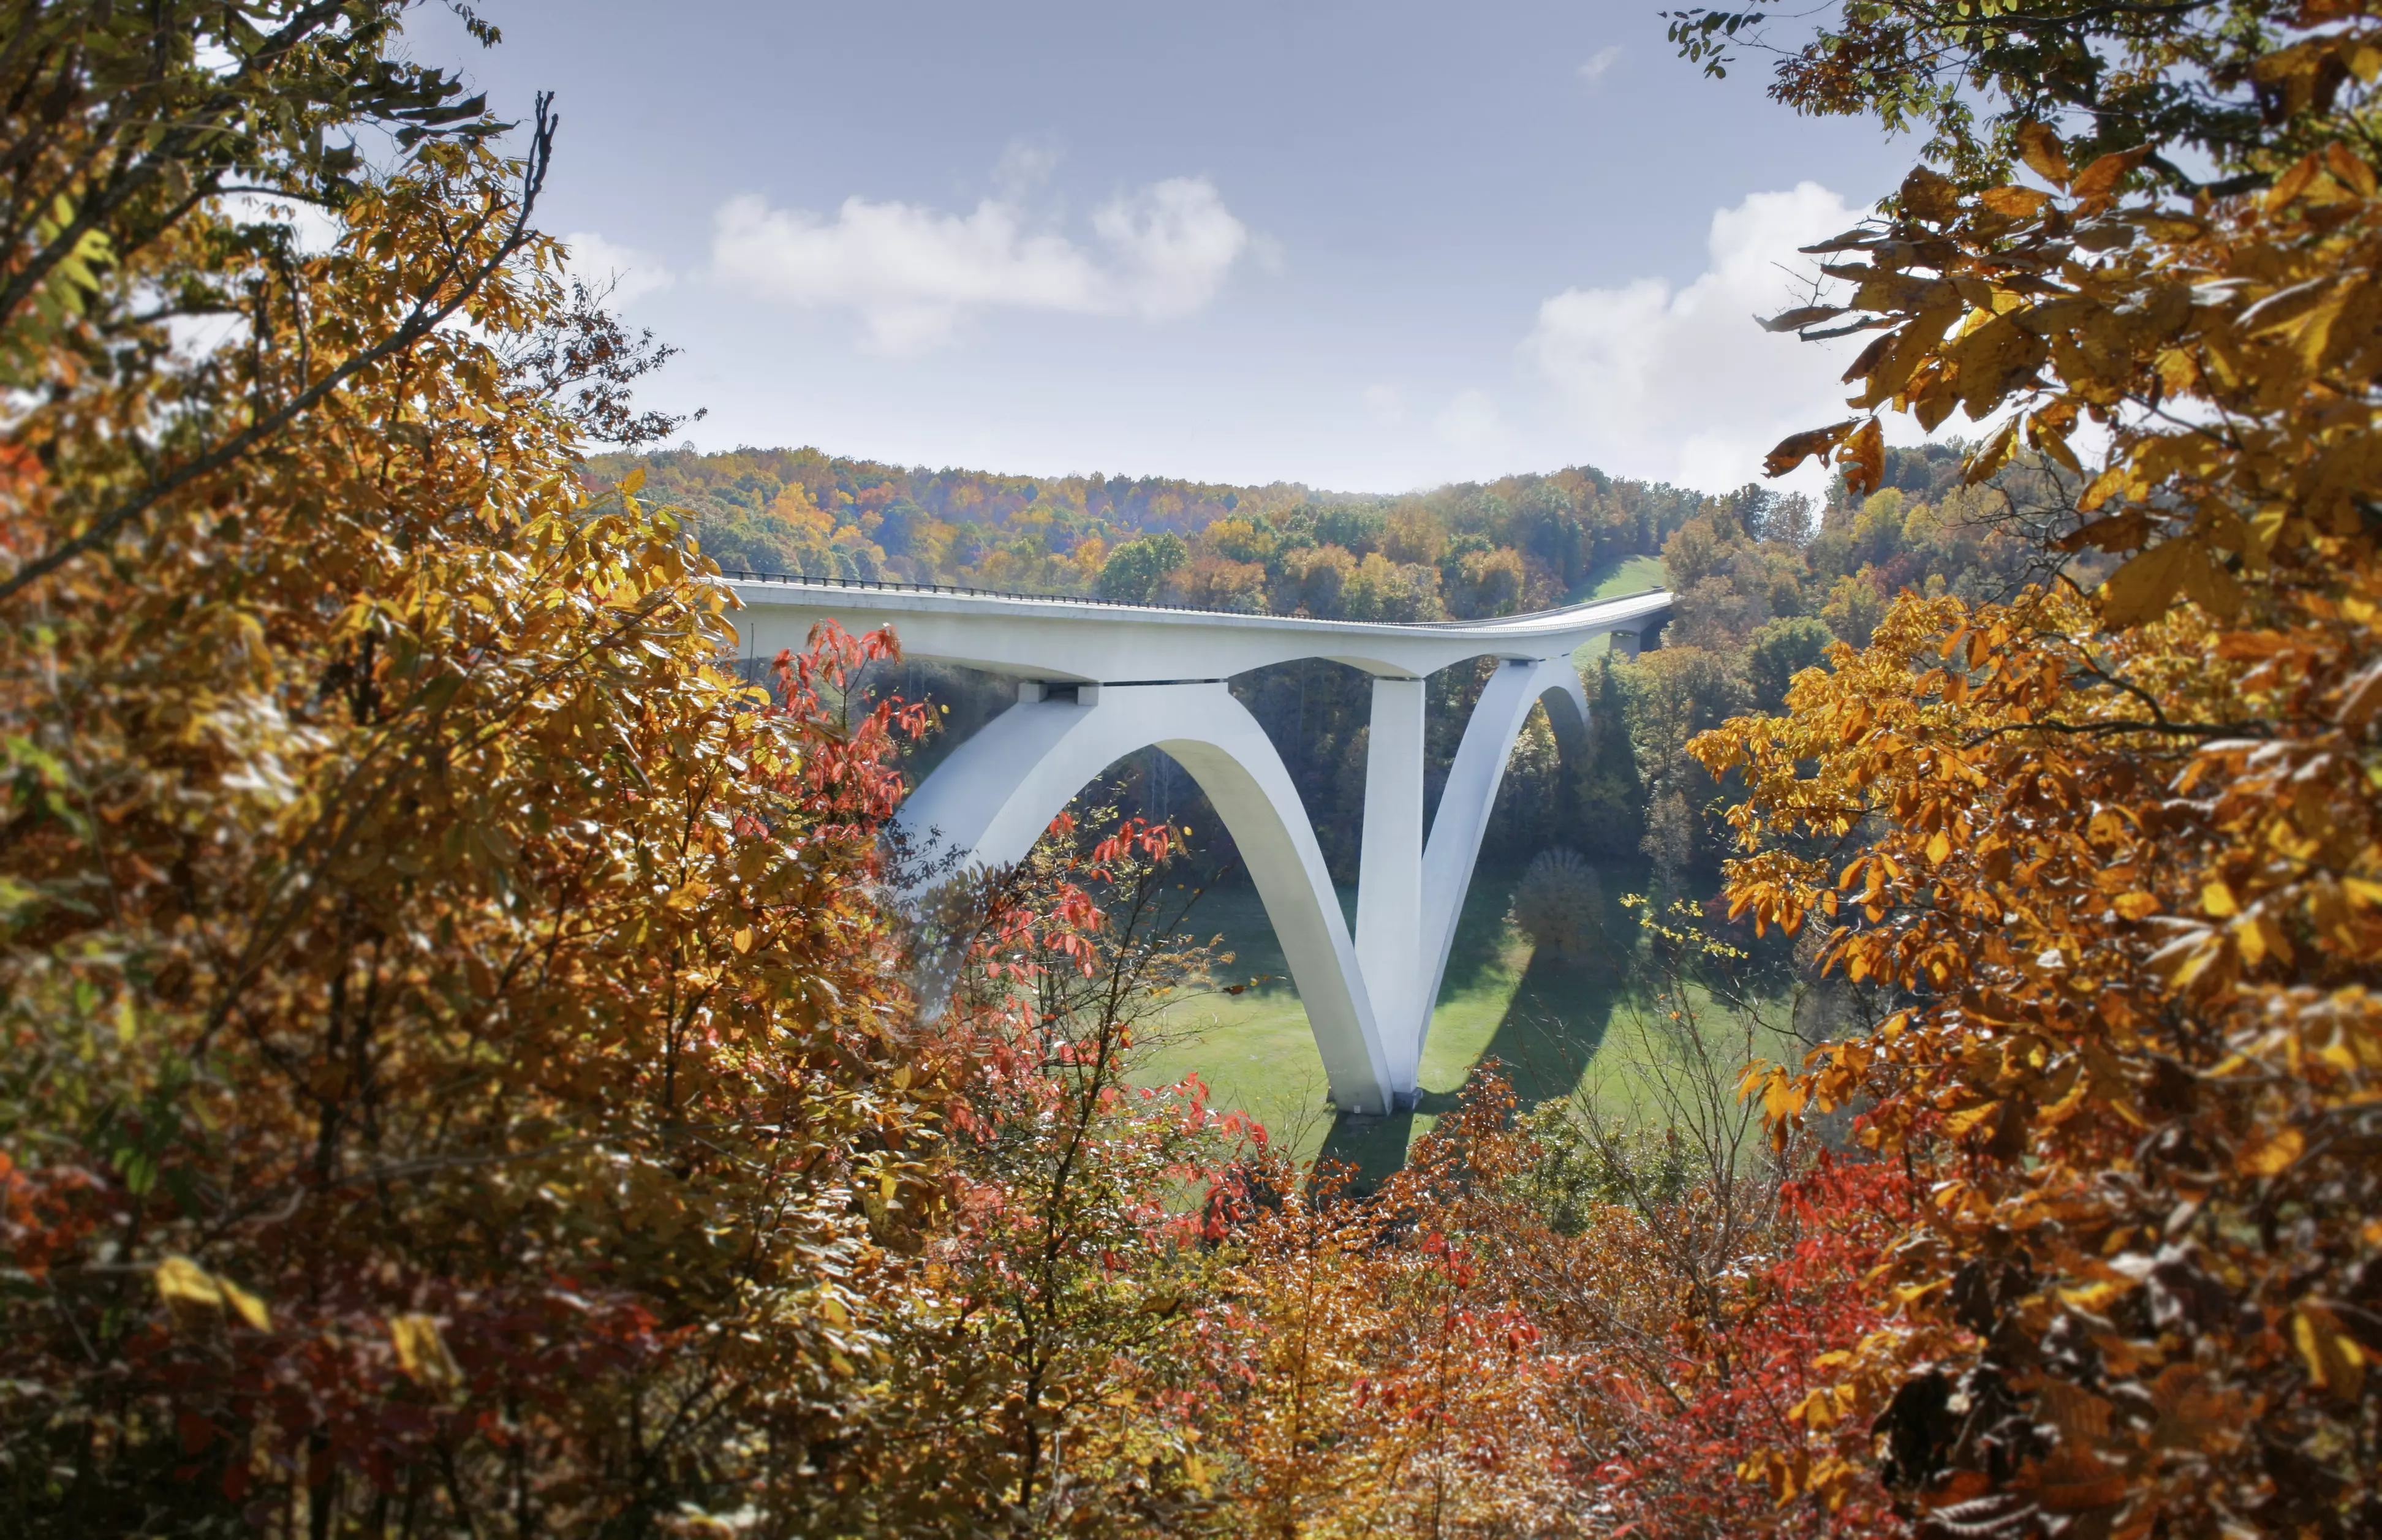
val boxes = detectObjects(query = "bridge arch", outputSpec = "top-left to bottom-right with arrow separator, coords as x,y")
896,681 -> 1395,1111
1405,657 -> 1593,1087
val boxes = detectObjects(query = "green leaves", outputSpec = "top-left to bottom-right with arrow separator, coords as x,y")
1662,8 -> 1771,79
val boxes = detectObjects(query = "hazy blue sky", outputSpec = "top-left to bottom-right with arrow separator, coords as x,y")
400,2 -> 1922,494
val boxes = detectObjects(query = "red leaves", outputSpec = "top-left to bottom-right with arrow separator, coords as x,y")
760,621 -> 929,842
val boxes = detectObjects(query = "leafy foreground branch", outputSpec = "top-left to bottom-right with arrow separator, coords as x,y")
1678,2 -> 2382,1535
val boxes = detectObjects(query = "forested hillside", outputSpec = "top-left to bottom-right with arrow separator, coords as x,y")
581,444 -> 1703,618
4,4 -> 2376,1538
586,441 -> 2086,891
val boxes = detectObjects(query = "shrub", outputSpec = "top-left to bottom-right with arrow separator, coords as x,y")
1508,847 -> 1604,964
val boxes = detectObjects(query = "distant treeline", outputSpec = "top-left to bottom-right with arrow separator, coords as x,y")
580,448 -> 1703,620
586,443 -> 2078,894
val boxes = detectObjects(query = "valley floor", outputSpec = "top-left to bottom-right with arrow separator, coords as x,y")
1135,867 -> 1644,1184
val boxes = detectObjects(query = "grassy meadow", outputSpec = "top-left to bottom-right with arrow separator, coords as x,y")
1135,865 -> 1651,1185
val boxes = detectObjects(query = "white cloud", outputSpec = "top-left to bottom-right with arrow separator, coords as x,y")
711,174 -> 1252,353
560,230 -> 675,308
1524,181 -> 1871,494
222,192 -> 342,255
1091,179 -> 1252,319
1578,45 -> 1623,85
1434,388 -> 1513,454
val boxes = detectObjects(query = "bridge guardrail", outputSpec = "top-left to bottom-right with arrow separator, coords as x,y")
713,567 -> 1667,629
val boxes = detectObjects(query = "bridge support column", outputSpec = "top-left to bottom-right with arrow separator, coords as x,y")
1355,676 -> 1426,1106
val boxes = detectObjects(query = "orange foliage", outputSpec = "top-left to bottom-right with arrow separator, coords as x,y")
1685,3 -> 2382,1531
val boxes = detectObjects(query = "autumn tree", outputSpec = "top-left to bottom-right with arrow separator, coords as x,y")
822,807 -> 1256,1535
1,7 -> 941,1533
1673,1 -> 2382,1533
1188,1060 -> 1910,1539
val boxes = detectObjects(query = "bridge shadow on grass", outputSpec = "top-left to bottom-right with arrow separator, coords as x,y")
1473,954 -> 1627,1107
1312,949 -> 1628,1196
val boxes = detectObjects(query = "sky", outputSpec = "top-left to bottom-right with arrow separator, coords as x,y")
398,1 -> 1926,496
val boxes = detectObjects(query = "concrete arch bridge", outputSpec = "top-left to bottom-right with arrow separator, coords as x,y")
728,577 -> 1672,1117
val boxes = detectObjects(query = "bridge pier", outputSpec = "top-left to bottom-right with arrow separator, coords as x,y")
1355,677 -> 1427,1108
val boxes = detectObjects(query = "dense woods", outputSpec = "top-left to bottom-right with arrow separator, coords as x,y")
2,1 -> 2376,1537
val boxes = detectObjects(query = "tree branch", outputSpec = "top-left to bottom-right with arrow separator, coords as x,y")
0,95 -> 558,608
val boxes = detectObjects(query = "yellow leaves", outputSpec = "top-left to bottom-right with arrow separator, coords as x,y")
389,1313 -> 461,1388
155,1256 -> 270,1331
30,191 -> 116,320
2099,537 -> 2240,627
2150,927 -> 2226,990
2291,1302 -> 2369,1400
1763,418 -> 1858,479
1739,1445 -> 1858,1510
2071,146 -> 2153,204
1899,165 -> 1963,224
1841,417 -> 1885,495
2346,26 -> 2382,84
1688,21 -> 2382,1526
1965,417 -> 2022,484
2323,142 -> 2377,199
1979,184 -> 2052,218
2242,274 -> 2353,375
2076,462 -> 2134,517
2239,1125 -> 2304,1177
2233,910 -> 2294,967
2153,344 -> 2200,396
2253,37 -> 2369,138
1791,1382 -> 1858,1435
1741,1060 -> 1805,1122
1862,303 -> 1969,408
2015,122 -> 2072,186
2057,1278 -> 2134,1315
1943,1100 -> 2002,1137
1835,696 -> 1876,748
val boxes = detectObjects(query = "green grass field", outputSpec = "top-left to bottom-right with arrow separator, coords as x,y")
1134,866 -> 1644,1185
1566,553 -> 1668,666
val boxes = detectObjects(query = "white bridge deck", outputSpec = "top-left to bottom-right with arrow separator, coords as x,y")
728,575 -> 1672,1115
